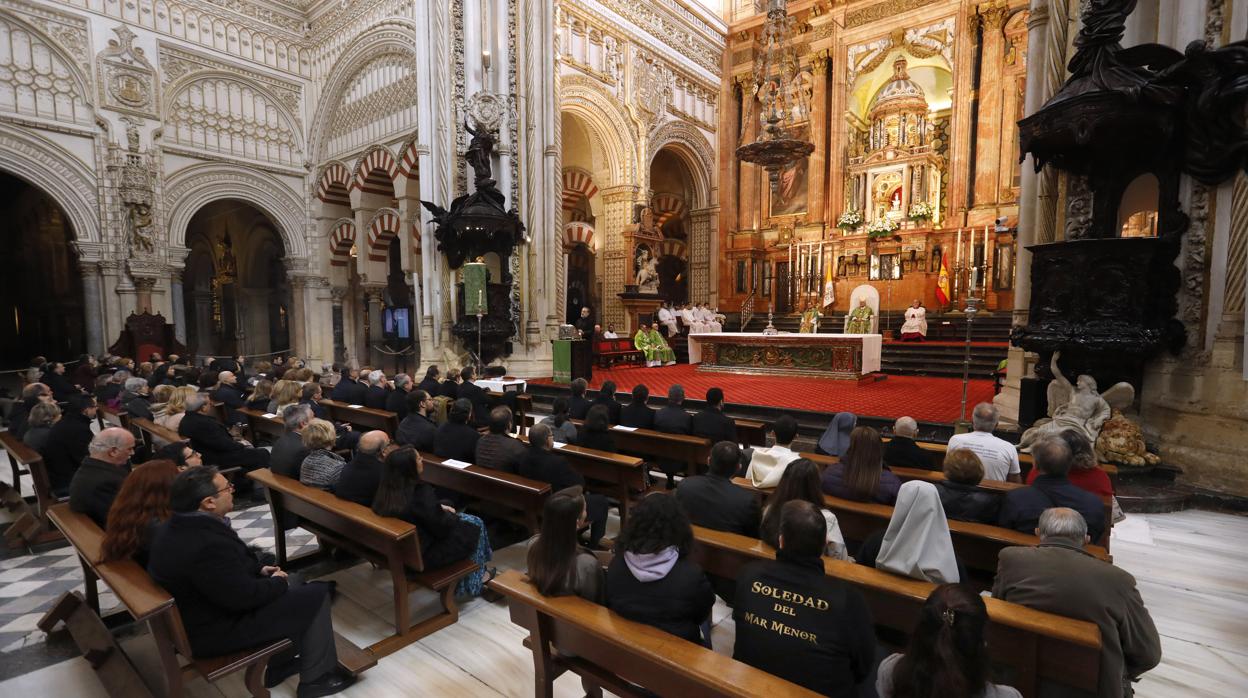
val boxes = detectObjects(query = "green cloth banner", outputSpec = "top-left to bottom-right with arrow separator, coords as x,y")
463,262 -> 488,315
551,339 -> 572,384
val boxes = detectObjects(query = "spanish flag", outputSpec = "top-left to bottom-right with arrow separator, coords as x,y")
935,254 -> 951,306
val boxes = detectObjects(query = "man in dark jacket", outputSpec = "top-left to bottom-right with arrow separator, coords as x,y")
692,387 -> 737,445
43,393 -> 97,494
334,431 -> 390,507
385,374 -> 412,419
733,500 -> 876,697
654,384 -> 694,488
300,383 -> 330,420
433,399 -> 480,463
999,436 -> 1106,542
178,392 -> 270,473
521,424 -> 607,547
395,390 -> 437,451
329,368 -> 366,404
417,366 -> 442,397
271,404 -> 312,479
439,370 -> 461,398
149,466 -> 354,696
457,366 -> 491,427
68,428 -> 135,527
883,416 -> 933,470
363,370 -> 389,409
207,355 -> 242,376
620,383 -> 655,429
121,377 -> 155,421
676,441 -> 760,538
568,378 -> 592,420
590,380 -> 623,425
43,362 -> 79,401
212,371 -> 248,425
475,407 -> 527,474
8,382 -> 52,439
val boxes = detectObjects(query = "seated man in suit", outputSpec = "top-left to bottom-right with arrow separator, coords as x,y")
417,366 -> 442,396
271,404 -> 312,479
148,466 -> 354,697
68,427 -> 135,527
590,380 -> 622,425
363,370 -> 390,410
521,424 -> 608,549
883,416 -> 933,471
433,399 -> 480,463
212,371 -> 248,425
676,441 -> 760,538
475,406 -> 527,474
43,393 -> 98,495
999,436 -> 1106,543
334,430 -> 391,507
994,507 -> 1160,698
395,390 -> 437,452
568,377 -> 592,420
178,392 -> 270,475
654,384 -> 694,489
692,387 -> 737,446
385,374 -> 413,419
620,383 -> 655,429
456,366 -> 491,427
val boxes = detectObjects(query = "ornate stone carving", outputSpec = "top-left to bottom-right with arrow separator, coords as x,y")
846,0 -> 940,29
0,123 -> 99,243
97,26 -> 158,119
630,48 -> 671,131
164,163 -> 307,258
0,7 -> 92,126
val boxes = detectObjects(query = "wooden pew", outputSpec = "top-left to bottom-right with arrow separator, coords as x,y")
608,425 -> 710,480
689,526 -> 1101,698
881,436 -> 1119,479
319,399 -> 399,435
98,403 -> 130,431
41,502 -> 372,698
731,478 -> 1109,581
249,468 -> 478,658
130,417 -> 182,451
516,436 -> 647,528
0,430 -> 65,546
734,417 -> 767,447
418,452 -> 551,535
238,407 -> 285,445
490,568 -> 823,698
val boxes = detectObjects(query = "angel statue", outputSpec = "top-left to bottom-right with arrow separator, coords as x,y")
635,247 -> 659,293
1017,351 -> 1134,452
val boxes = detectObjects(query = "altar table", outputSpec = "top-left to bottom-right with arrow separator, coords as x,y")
688,332 -> 882,380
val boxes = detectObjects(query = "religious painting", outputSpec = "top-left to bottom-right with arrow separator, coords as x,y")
994,242 -> 1014,290
769,124 -> 810,217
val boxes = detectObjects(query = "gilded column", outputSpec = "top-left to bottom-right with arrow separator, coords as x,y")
599,184 -> 639,329
689,208 -> 714,304
972,2 -> 1010,210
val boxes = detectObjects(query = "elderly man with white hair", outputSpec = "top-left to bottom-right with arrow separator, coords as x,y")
363,369 -> 390,410
68,427 -> 136,527
121,376 -> 155,420
385,373 -> 413,419
945,402 -> 1021,482
882,415 -> 933,471
994,507 -> 1161,698
178,392 -> 270,476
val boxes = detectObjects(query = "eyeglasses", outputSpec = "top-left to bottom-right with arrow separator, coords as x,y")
215,483 -> 235,495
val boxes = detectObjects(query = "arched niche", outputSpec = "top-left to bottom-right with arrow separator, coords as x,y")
1118,173 -> 1160,238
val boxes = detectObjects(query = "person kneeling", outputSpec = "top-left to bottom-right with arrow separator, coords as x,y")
147,466 -> 355,697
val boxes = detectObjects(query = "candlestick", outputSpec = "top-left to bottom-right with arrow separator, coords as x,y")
955,228 -> 963,270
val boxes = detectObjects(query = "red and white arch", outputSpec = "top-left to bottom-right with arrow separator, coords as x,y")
316,162 -> 352,206
563,221 -> 596,252
410,221 -> 422,255
328,220 -> 356,267
367,208 -> 402,261
658,238 -> 687,259
561,168 -> 598,211
398,139 -> 421,180
352,146 -> 400,195
651,192 -> 687,226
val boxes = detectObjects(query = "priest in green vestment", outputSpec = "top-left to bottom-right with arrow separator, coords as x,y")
634,323 -> 676,367
845,299 -> 874,334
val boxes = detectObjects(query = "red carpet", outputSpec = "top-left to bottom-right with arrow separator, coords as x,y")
881,340 -> 1008,348
530,364 -> 996,424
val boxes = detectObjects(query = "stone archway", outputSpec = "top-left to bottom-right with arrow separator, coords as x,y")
165,162 -> 306,259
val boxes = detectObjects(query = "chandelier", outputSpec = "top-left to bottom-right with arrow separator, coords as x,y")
736,0 -> 814,192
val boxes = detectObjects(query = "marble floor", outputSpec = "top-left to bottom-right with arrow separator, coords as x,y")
0,498 -> 1245,697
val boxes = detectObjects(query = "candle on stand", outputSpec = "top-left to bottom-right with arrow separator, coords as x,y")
955,228 -> 963,269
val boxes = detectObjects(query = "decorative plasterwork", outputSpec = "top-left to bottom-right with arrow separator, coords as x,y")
561,75 -> 639,186
648,119 -> 715,207
0,122 -> 99,244
188,0 -> 306,36
159,43 -> 302,120
327,53 -> 418,139
561,0 -> 720,86
0,7 -> 93,126
629,48 -> 671,131
846,0 -> 941,29
585,0 -> 722,77
846,16 -> 956,86
2,1 -> 90,75
164,162 -> 307,258
97,26 -> 159,120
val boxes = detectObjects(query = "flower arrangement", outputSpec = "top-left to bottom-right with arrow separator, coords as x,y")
836,209 -> 863,230
908,201 -> 934,221
866,217 -> 899,237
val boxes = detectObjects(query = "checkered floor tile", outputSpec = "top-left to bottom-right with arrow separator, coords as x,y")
0,503 -> 319,653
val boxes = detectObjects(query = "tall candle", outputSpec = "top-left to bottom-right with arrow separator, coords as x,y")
955,228 -> 962,268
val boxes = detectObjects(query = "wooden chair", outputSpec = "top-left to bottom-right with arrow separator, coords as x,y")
490,569 -> 823,698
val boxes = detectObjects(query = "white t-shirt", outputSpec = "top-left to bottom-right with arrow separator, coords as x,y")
946,430 -> 1021,482
603,331 -> 618,339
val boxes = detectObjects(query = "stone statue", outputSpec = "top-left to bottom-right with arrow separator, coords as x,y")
464,121 -> 495,187
635,246 -> 659,293
1018,351 -> 1134,451
1097,408 -> 1161,467
127,203 -> 155,253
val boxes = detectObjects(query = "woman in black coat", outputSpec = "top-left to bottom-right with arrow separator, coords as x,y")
934,450 -> 1001,524
576,405 -> 617,453
372,447 -> 495,596
605,492 -> 714,645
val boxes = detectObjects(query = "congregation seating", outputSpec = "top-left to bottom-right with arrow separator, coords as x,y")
41,502 -> 375,697
731,477 -> 1109,582
516,435 -> 647,527
880,436 -> 1119,481
594,338 -> 643,368
418,451 -> 551,535
248,468 -> 479,658
490,568 -> 823,698
238,407 -> 285,445
0,430 -> 64,545
317,399 -> 400,435
689,525 -> 1102,698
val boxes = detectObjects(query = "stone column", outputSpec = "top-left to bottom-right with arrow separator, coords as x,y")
689,208 -> 714,303
133,277 -> 157,314
77,261 -> 105,356
362,284 -> 386,368
972,2 -> 1009,210
808,52 -> 831,225
331,286 -> 348,367
738,77 -> 761,232
599,185 -> 639,329
287,276 -> 308,359
191,290 -> 215,356
238,288 -> 272,357
170,269 -> 187,345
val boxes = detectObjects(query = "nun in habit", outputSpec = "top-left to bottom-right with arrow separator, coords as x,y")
814,412 -> 857,457
855,480 -> 964,584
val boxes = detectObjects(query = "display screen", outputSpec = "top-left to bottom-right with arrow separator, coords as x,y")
384,307 -> 411,339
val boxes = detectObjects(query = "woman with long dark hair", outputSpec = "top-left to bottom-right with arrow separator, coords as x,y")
372,447 -> 495,597
821,426 -> 901,504
759,459 -> 848,560
526,486 -> 603,601
539,396 -> 579,445
101,460 -> 181,566
605,493 -> 714,644
576,404 -> 617,452
876,583 -> 1021,697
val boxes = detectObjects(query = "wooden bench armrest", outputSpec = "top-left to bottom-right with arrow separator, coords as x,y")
47,503 -> 105,566
248,468 -> 416,539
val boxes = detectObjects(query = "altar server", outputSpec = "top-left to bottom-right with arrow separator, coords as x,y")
900,299 -> 928,341
656,303 -> 681,336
